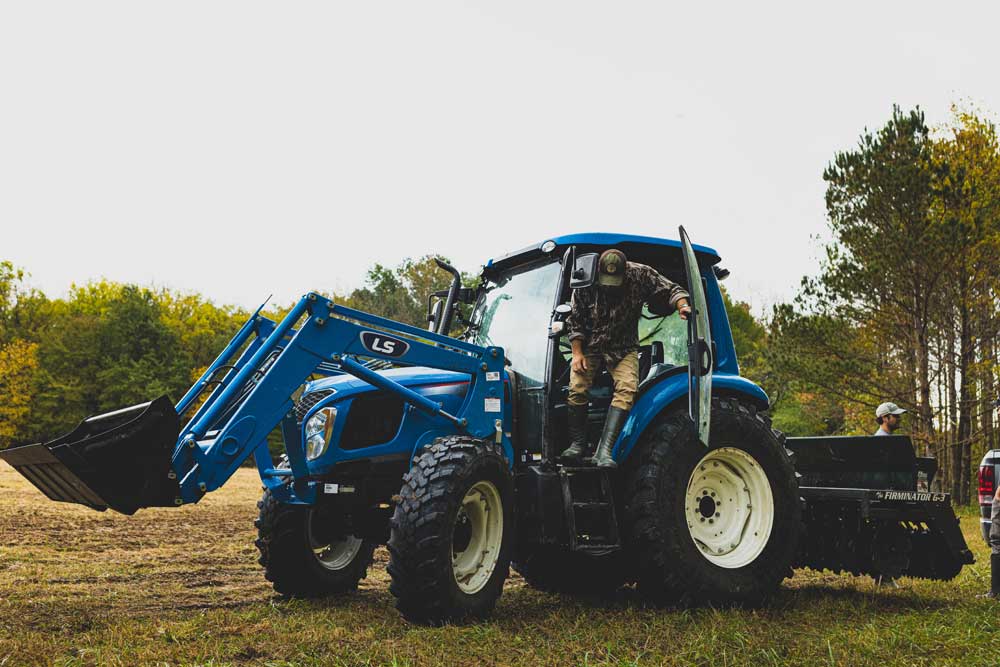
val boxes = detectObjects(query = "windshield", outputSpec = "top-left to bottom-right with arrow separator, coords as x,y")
470,260 -> 560,384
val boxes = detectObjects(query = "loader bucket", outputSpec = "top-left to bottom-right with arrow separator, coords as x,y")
0,396 -> 181,515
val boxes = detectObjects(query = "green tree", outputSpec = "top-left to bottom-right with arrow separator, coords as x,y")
0,262 -> 49,446
767,105 -> 1000,499
818,106 -> 949,444
28,283 -> 191,440
928,107 -> 1000,500
159,291 -> 249,381
720,287 -> 766,381
335,255 -> 475,333
0,261 -> 47,345
0,339 -> 38,447
770,107 -> 948,444
339,264 -> 424,326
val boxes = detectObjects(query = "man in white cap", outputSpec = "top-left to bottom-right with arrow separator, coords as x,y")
873,401 -> 908,588
874,402 -> 906,436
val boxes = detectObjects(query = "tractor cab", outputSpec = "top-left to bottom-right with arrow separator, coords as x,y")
467,231 -> 721,468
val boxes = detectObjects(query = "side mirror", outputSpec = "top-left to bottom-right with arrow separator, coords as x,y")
569,253 -> 599,289
427,299 -> 444,332
554,303 -> 572,316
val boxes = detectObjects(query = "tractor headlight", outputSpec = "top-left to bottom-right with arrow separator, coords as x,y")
304,406 -> 337,460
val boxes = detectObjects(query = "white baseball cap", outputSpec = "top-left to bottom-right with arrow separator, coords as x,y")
875,402 -> 907,418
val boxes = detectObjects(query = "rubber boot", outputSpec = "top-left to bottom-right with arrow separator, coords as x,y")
591,406 -> 628,468
559,404 -> 591,461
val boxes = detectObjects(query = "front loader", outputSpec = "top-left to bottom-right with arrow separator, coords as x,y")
0,229 -> 973,624
1,283 -> 516,622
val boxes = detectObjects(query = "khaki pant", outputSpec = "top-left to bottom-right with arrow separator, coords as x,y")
567,351 -> 639,411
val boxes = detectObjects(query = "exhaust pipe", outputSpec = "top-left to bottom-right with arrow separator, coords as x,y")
0,396 -> 181,515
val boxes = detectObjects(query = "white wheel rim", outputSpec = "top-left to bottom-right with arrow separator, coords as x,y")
685,447 -> 774,569
307,513 -> 364,571
452,480 -> 504,594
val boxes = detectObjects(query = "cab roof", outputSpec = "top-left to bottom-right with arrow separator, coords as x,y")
483,232 -> 721,277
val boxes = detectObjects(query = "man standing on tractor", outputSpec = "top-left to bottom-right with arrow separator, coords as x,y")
560,249 -> 691,468
874,402 -> 906,436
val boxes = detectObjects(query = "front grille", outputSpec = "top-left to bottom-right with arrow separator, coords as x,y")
340,392 -> 406,450
294,389 -> 335,425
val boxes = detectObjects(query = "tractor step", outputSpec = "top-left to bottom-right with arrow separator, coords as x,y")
559,467 -> 620,553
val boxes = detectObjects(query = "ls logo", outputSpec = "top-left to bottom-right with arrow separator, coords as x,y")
360,331 -> 410,358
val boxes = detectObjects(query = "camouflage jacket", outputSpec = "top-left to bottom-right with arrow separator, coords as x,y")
566,262 -> 689,366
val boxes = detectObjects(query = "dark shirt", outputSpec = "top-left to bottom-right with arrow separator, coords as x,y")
566,262 -> 689,365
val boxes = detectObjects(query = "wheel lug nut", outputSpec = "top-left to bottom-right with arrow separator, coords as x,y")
715,512 -> 720,517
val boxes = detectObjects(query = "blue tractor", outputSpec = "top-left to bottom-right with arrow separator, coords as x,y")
0,229 -> 972,624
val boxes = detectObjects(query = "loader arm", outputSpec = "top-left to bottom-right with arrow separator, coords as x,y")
0,292 -> 506,514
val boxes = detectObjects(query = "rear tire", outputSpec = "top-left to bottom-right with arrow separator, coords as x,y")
255,488 -> 377,598
625,396 -> 800,605
387,436 -> 514,624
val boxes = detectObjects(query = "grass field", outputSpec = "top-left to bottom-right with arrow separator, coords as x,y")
1,462 -> 998,667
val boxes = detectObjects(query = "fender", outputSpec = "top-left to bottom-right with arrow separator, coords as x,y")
614,371 -> 769,462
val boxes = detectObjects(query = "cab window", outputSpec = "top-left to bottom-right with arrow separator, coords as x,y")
470,260 -> 560,384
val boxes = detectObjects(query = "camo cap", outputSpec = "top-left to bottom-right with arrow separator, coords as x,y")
597,249 -> 627,287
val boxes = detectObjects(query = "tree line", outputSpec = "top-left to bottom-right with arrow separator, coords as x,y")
767,105 -> 1000,504
2,104 -> 997,503
0,256 -> 464,449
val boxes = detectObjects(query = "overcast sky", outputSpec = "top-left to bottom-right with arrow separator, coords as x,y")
2,1 -> 998,314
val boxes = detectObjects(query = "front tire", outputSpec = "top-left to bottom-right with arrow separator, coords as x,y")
625,396 -> 800,605
255,489 -> 377,598
387,436 -> 514,624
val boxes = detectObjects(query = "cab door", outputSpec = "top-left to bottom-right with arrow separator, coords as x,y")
679,226 -> 713,446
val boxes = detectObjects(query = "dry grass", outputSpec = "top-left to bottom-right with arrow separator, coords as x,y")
1,461 -> 998,667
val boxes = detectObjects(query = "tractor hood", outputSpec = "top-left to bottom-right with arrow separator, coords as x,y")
304,366 -> 470,399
